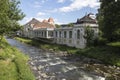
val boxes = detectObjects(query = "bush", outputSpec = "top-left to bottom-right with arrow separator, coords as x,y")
94,37 -> 107,46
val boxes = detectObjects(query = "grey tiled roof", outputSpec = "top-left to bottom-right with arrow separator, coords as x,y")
77,14 -> 97,24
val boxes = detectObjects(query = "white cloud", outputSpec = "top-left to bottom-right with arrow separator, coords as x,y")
37,12 -> 45,16
57,0 -> 66,3
58,0 -> 100,12
33,1 -> 41,8
33,0 -> 48,8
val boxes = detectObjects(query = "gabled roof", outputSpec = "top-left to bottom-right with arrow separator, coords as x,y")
33,22 -> 55,29
77,13 -> 97,24
24,18 -> 55,29
24,18 -> 40,26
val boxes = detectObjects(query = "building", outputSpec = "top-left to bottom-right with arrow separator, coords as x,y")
21,18 -> 55,39
54,13 -> 98,48
21,13 -> 98,48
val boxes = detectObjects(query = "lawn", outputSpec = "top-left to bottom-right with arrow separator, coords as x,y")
0,37 -> 35,80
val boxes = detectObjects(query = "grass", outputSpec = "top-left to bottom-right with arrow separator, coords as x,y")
15,37 -> 120,66
107,41 -> 120,47
15,37 -> 78,54
76,46 -> 120,66
0,37 -> 35,80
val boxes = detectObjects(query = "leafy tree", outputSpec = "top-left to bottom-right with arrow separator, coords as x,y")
0,0 -> 9,40
0,0 -> 25,41
84,26 -> 95,46
55,24 -> 61,28
7,0 -> 25,32
68,23 -> 74,27
98,0 -> 120,42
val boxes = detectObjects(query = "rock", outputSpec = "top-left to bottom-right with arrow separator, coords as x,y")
30,62 -> 34,65
117,67 -> 120,70
32,66 -> 37,70
41,73 -> 48,78
49,49 -> 54,52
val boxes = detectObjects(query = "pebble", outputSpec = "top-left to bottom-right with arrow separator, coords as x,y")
32,66 -> 37,70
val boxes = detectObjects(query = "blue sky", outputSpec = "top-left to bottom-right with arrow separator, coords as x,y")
19,0 -> 100,25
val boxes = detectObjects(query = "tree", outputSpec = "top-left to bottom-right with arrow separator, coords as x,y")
68,23 -> 74,27
0,0 -> 25,41
84,26 -> 95,46
98,0 -> 120,42
0,0 -> 10,40
7,0 -> 25,32
55,24 -> 61,28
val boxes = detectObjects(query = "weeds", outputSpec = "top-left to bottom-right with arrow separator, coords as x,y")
0,37 -> 35,80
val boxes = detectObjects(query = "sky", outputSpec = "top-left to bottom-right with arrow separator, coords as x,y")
19,0 -> 100,25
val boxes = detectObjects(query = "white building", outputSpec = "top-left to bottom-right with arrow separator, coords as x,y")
21,13 -> 98,48
54,13 -> 98,48
21,18 -> 55,39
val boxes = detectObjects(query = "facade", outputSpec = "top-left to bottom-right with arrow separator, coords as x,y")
21,13 -> 98,48
21,18 -> 55,39
54,13 -> 98,48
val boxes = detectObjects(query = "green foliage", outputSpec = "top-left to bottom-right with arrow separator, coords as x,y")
68,23 -> 74,27
15,37 -> 78,54
0,38 -> 35,80
84,26 -> 95,46
96,37 -> 107,46
0,0 -> 9,35
107,41 -> 120,47
8,0 -> 25,21
7,0 -> 25,32
55,24 -> 61,28
0,0 -> 25,41
98,0 -> 120,42
76,46 -> 120,66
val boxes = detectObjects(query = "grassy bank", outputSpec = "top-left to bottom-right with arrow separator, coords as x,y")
0,37 -> 35,80
15,37 -> 78,54
15,37 -> 120,66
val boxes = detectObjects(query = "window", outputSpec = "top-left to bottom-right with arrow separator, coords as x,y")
48,31 -> 53,37
64,31 -> 66,38
59,31 -> 61,38
55,31 -> 57,37
69,31 -> 72,38
42,32 -> 43,36
77,30 -> 80,39
44,31 -> 46,37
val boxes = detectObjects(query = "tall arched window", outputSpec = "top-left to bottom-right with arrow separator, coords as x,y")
55,31 -> 57,37
64,31 -> 66,38
59,31 -> 61,38
69,31 -> 72,38
77,30 -> 80,39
